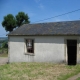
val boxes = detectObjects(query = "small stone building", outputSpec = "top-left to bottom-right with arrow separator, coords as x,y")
8,20 -> 80,65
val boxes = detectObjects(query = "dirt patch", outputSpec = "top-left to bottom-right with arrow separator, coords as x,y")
67,73 -> 80,80
0,57 -> 8,65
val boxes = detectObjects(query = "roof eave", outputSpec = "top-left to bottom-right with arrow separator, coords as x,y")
8,34 -> 80,36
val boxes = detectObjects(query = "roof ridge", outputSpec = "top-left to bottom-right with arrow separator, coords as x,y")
30,20 -> 80,25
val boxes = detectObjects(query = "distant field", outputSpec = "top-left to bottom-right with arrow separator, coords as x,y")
0,63 -> 80,80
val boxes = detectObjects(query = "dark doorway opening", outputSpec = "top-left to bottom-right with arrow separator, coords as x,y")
67,40 -> 77,65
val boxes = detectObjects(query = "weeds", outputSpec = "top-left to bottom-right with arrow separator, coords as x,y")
0,63 -> 80,80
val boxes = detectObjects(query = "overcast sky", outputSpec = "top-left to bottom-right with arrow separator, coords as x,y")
0,0 -> 80,37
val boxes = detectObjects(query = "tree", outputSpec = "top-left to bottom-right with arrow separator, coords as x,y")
16,12 -> 30,27
2,12 -> 30,32
2,14 -> 16,32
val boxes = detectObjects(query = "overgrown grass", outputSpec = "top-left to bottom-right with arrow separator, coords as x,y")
0,63 -> 80,80
76,77 -> 80,80
0,48 -> 8,57
58,64 -> 80,80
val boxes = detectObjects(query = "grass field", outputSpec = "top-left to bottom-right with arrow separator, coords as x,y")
0,48 -> 8,57
0,53 -> 8,57
0,63 -> 80,80
77,77 -> 80,80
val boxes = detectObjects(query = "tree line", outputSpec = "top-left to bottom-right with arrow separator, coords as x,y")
2,12 -> 30,32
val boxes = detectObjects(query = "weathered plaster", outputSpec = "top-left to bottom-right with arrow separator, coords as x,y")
8,35 -> 80,64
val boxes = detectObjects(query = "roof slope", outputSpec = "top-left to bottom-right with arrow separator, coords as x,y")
8,20 -> 80,36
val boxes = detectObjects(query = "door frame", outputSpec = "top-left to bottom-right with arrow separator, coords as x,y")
64,38 -> 79,65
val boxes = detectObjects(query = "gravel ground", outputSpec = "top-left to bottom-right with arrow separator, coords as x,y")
0,57 -> 8,65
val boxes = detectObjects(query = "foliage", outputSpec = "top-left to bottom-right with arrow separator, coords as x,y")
2,12 -> 30,32
0,48 -> 8,57
2,14 -> 16,32
1,41 -> 8,48
16,12 -> 30,27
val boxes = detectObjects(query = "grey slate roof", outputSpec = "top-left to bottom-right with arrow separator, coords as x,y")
8,20 -> 80,36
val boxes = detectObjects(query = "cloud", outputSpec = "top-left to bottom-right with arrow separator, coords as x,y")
29,13 -> 36,17
34,0 -> 45,10
34,0 -> 41,3
39,4 -> 44,9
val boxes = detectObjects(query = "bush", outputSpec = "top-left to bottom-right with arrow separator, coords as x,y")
2,41 -> 8,48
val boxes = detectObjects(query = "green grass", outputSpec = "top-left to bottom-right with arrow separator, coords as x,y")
0,48 -> 8,57
0,53 -> 8,57
76,77 -> 80,80
0,63 -> 80,80
58,65 -> 80,80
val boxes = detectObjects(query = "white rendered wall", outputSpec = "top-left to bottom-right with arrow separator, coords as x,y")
8,36 -> 65,63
